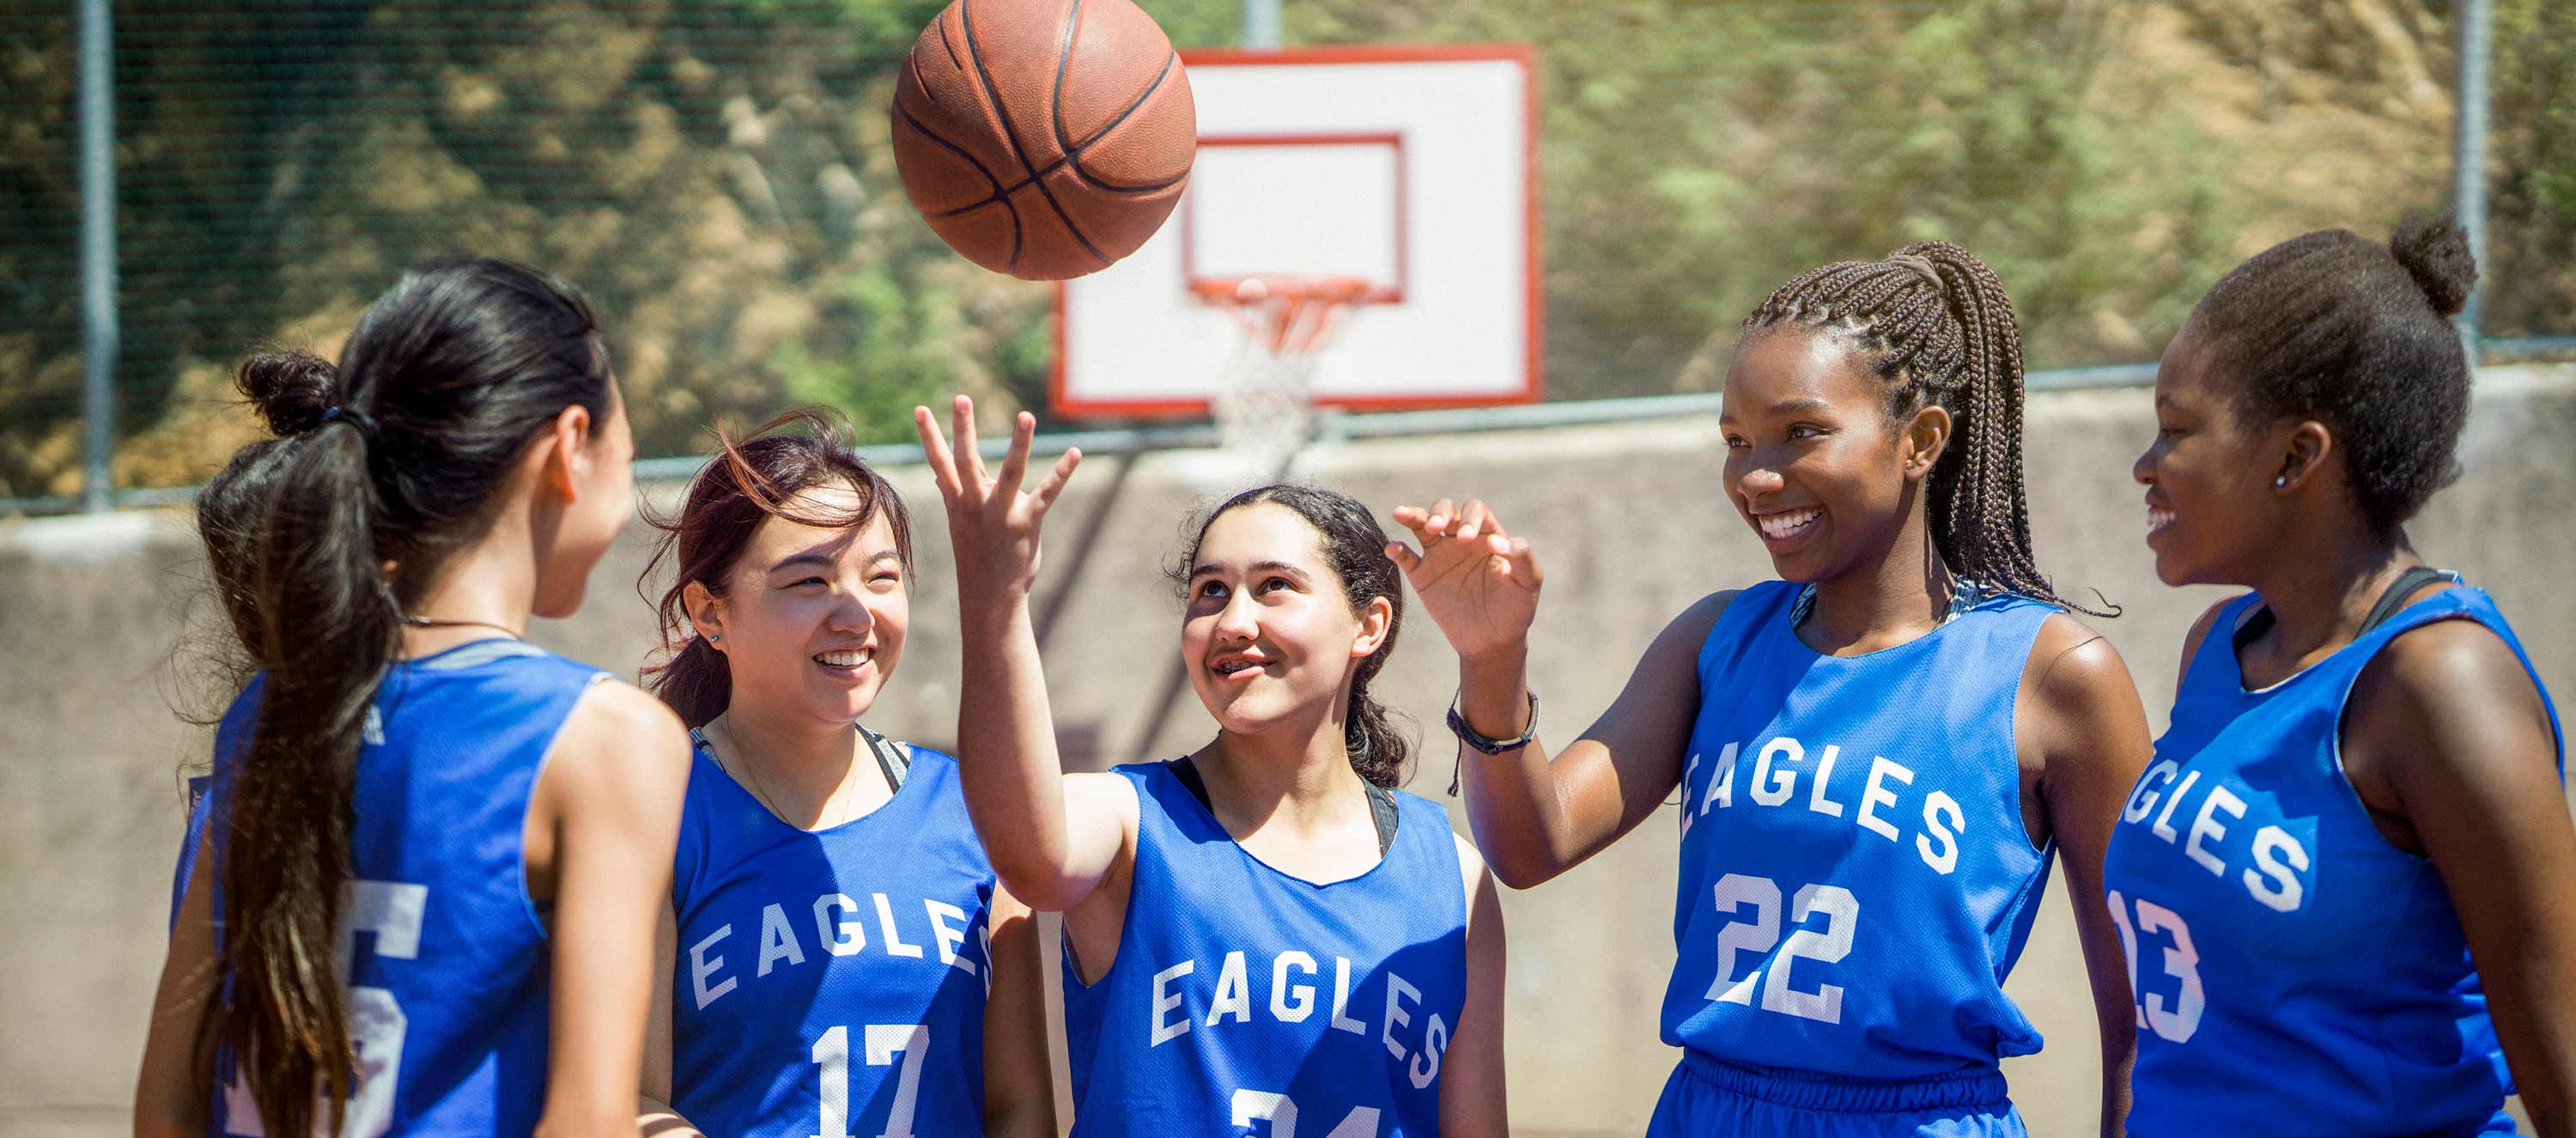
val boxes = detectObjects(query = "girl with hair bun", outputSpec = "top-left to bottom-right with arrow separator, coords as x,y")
630,408 -> 1054,1138
2112,216 -> 2575,1135
913,397 -> 1510,1137
134,258 -> 691,1138
1393,243 -> 2154,1135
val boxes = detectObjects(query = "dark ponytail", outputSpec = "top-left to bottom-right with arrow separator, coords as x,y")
641,407 -> 914,727
1741,241 -> 2108,617
201,259 -> 611,1136
1171,484 -> 1413,788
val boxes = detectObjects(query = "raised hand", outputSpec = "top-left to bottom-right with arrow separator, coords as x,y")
914,395 -> 1081,599
1385,497 -> 1545,663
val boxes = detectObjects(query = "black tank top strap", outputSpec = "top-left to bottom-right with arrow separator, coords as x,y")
2234,565 -> 2454,654
2357,565 -> 2453,636
1168,756 -> 1398,855
857,723 -> 908,794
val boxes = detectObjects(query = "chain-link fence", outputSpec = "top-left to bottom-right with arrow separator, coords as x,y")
4,0 -> 2569,510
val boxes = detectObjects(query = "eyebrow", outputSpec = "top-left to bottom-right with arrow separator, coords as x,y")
768,548 -> 902,574
1190,560 -> 1313,581
1718,397 -> 1837,421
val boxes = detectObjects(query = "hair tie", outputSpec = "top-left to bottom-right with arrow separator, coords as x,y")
313,404 -> 377,441
1886,254 -> 1945,291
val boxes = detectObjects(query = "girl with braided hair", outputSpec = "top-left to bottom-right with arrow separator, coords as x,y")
2110,216 -> 2574,1135
1391,243 -> 2152,1135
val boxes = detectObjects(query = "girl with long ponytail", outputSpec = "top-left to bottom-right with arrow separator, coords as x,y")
133,258 -> 692,1138
1392,243 -> 2154,1136
914,399 -> 1510,1136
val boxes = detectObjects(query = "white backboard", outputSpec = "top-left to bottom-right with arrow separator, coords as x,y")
1054,44 -> 1540,417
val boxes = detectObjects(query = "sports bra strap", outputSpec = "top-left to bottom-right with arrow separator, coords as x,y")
2357,565 -> 2452,636
2233,564 -> 2456,653
690,722 -> 907,796
1169,756 -> 1398,855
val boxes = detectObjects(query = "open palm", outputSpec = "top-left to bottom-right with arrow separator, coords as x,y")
1386,496 -> 1545,661
914,395 -> 1080,599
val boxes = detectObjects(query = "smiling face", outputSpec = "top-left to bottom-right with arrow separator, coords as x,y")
1720,326 -> 1947,583
690,483 -> 909,726
1180,502 -> 1391,739
2134,320 -> 2294,587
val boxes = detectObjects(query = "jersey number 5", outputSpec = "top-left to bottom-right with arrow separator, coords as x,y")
222,879 -> 428,1138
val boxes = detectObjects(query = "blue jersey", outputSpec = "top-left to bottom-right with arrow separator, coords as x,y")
1062,761 -> 1468,1138
2102,587 -> 2561,1136
668,739 -> 997,1138
1666,581 -> 2059,1080
202,639 -> 606,1137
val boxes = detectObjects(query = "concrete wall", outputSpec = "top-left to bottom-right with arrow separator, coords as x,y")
8,365 -> 2572,1136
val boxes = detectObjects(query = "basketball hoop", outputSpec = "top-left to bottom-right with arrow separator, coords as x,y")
1192,275 -> 1382,480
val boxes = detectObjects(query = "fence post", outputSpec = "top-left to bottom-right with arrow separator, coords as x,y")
1242,0 -> 1280,49
2451,0 -> 2493,350
77,0 -> 118,512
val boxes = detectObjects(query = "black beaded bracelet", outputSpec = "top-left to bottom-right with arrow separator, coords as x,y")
1446,691 -> 1539,755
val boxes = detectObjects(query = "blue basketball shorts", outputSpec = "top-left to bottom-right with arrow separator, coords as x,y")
1643,1051 -> 2026,1138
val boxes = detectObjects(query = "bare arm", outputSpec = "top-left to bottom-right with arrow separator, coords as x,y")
531,681 -> 693,1138
1438,835 -> 1510,1137
133,820 -> 220,1138
1388,497 -> 1720,887
979,885 -> 1061,1138
2022,618 -> 2154,1138
637,904 -> 706,1138
2349,621 -> 2576,1138
914,398 -> 1133,914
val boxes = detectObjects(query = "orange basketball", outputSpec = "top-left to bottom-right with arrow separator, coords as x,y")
892,0 -> 1196,281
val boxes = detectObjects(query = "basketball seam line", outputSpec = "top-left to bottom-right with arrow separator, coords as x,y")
921,95 -> 1189,219
1057,51 -> 1185,192
923,49 -> 1187,219
938,12 -> 963,71
911,51 -> 937,103
895,99 -> 1023,269
961,0 -> 1109,269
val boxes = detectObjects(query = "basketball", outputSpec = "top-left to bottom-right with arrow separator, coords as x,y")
891,0 -> 1196,281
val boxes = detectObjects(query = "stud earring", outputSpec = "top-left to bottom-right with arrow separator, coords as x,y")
2274,476 -> 2287,488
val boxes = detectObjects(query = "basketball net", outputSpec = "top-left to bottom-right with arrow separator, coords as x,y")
1192,276 -> 1375,482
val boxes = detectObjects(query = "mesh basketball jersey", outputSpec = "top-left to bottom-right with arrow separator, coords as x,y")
2103,587 -> 2561,1136
667,740 -> 996,1138
200,639 -> 606,1137
1666,580 -> 2059,1079
1061,761 -> 1468,1138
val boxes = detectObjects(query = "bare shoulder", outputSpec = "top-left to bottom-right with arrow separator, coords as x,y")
2352,617 -> 2554,764
1065,769 -> 1143,836
2026,612 -> 2141,707
544,679 -> 691,798
1673,589 -> 1739,641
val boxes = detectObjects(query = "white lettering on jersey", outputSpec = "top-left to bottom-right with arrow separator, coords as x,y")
758,903 -> 805,977
926,899 -> 975,975
1150,960 -> 1194,1046
691,924 -> 737,1009
1273,952 -> 1318,1021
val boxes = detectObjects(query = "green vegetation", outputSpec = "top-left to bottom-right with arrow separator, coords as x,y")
0,0 -> 2561,498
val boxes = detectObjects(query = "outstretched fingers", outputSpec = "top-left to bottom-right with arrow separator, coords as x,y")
949,395 -> 989,490
993,411 -> 1036,500
1032,447 -> 1083,512
914,405 -> 963,499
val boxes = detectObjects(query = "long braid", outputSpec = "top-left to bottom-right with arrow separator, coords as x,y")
1742,242 -> 2110,617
